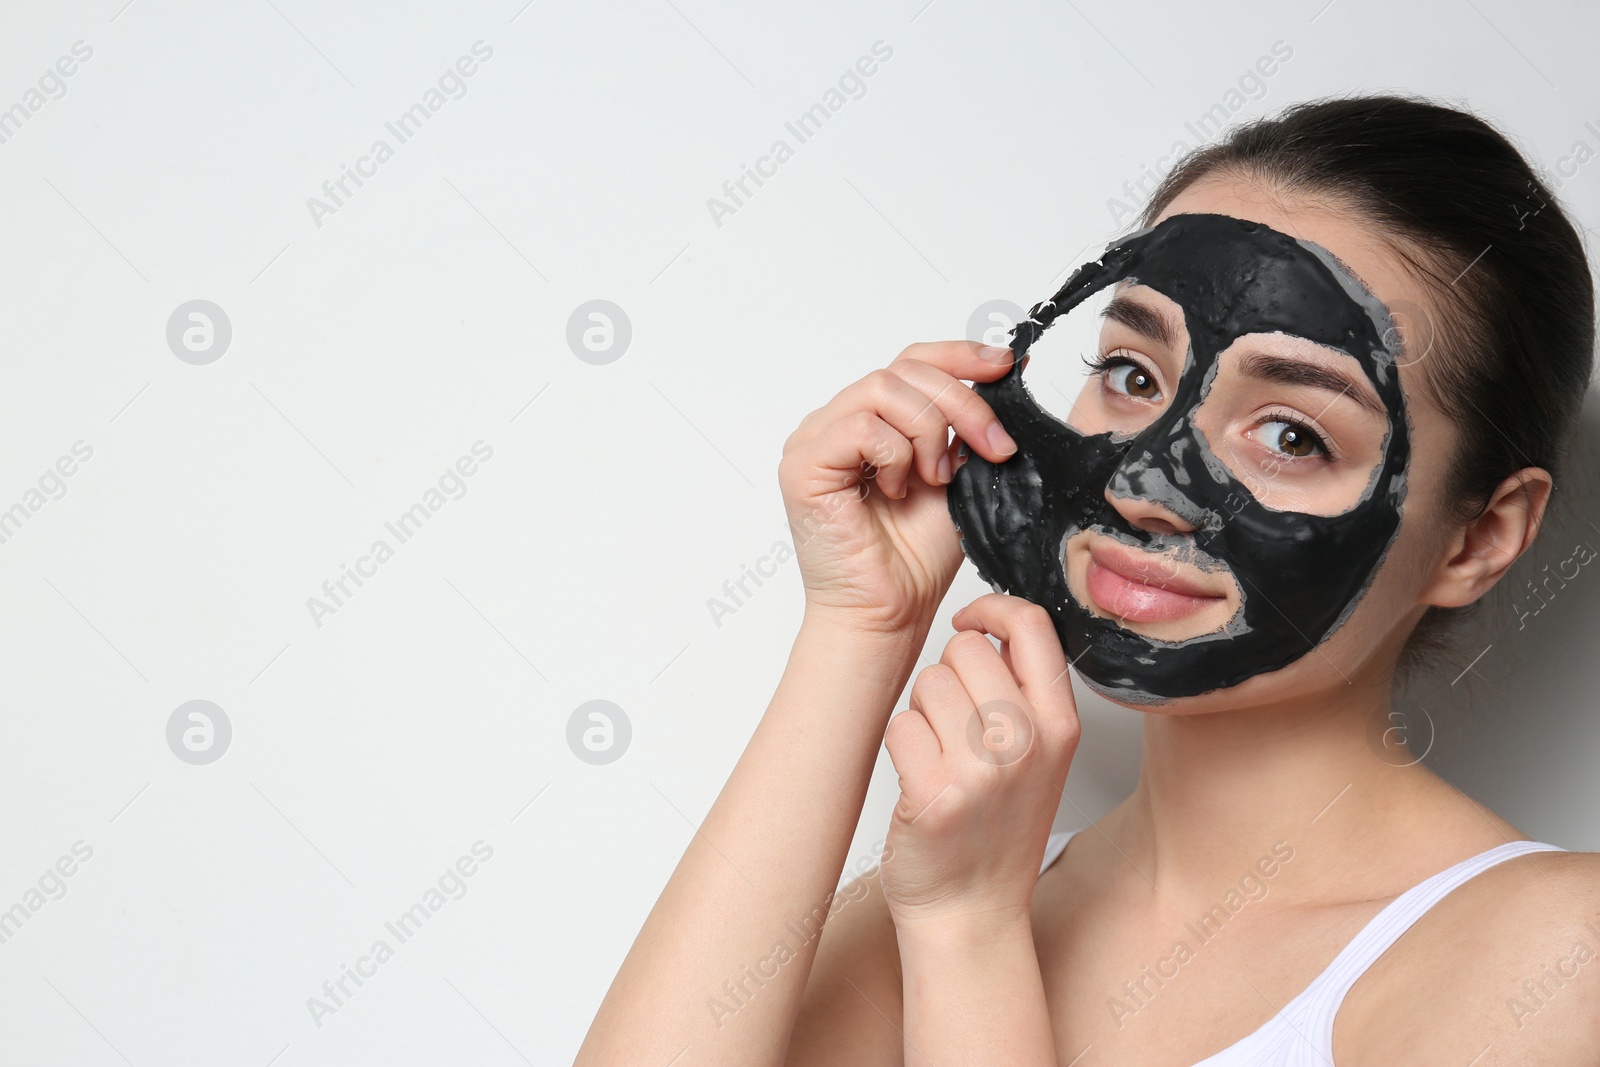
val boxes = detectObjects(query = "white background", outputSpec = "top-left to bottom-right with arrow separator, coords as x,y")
0,1 -> 1596,1064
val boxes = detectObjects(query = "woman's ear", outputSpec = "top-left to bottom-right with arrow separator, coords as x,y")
1421,468 -> 1553,609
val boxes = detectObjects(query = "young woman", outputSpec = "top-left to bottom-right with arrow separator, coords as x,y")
577,94 -> 1600,1065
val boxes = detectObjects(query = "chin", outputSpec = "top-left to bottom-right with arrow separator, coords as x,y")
1077,642 -> 1372,718
1078,672 -> 1235,715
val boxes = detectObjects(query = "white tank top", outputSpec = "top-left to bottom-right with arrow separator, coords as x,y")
1038,829 -> 1568,1065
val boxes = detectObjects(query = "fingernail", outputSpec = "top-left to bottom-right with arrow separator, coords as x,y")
979,344 -> 1013,365
936,452 -> 953,484
987,422 -> 1017,456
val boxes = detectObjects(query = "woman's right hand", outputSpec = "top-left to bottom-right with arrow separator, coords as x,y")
778,341 -> 1021,641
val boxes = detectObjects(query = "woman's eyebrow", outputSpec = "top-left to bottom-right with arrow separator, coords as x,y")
1236,351 -> 1387,416
1100,292 -> 1389,415
1099,294 -> 1183,350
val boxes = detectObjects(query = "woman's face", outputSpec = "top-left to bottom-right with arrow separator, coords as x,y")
1055,176 -> 1463,713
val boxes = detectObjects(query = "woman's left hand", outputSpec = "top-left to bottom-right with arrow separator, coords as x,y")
878,593 -> 1082,935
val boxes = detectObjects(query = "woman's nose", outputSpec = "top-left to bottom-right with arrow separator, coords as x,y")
1103,449 -> 1206,536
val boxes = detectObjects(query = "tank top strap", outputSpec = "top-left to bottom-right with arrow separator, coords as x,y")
1310,839 -> 1567,994
1190,837 -> 1570,1066
1039,828 -> 1082,877
1289,838 -> 1569,1047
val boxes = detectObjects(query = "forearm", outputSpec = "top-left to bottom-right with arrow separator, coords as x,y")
575,614 -> 926,1066
896,912 -> 1057,1066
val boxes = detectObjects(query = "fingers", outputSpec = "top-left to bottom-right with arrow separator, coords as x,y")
937,631 -> 1034,760
886,597 -> 1081,830
949,595 -> 1079,746
904,632 -> 1037,776
780,409 -> 913,500
783,343 -> 1019,490
938,630 -> 1025,709
890,357 -> 1019,477
883,709 -> 947,822
849,368 -> 972,492
891,339 -> 1018,386
907,662 -> 978,753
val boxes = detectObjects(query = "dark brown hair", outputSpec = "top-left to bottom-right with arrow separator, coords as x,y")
1135,92 -> 1596,676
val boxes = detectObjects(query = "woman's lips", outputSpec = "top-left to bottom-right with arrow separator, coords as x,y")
1084,539 -> 1228,623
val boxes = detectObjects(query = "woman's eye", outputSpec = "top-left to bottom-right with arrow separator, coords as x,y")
1103,359 -> 1161,400
1258,418 -> 1328,459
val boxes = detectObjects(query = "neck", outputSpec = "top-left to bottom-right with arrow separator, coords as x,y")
1104,665 -> 1444,907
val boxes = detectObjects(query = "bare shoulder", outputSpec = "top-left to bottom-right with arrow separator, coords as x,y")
1341,848 -> 1600,1065
788,863 -> 904,1066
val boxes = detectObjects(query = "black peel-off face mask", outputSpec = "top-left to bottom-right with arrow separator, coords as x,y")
947,212 -> 1409,704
